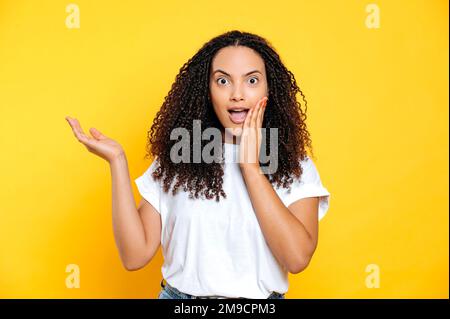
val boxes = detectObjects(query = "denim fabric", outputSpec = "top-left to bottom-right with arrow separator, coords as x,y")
157,279 -> 285,299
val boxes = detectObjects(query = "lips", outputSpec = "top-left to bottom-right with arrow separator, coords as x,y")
228,109 -> 249,124
228,106 -> 250,124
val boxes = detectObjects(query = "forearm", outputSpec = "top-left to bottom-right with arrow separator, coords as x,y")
109,154 -> 148,269
240,166 -> 315,273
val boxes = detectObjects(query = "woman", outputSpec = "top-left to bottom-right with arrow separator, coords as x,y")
65,30 -> 331,299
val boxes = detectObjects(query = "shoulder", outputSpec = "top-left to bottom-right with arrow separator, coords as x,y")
297,155 -> 322,184
145,156 -> 161,174
136,156 -> 162,187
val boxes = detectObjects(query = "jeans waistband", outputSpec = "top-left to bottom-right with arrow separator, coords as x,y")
160,278 -> 285,299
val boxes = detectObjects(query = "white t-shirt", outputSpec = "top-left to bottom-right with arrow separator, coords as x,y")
134,142 -> 331,299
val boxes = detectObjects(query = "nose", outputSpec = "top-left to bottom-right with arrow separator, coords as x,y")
230,85 -> 245,102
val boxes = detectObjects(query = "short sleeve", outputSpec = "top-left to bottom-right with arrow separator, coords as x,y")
277,156 -> 331,221
134,157 -> 162,214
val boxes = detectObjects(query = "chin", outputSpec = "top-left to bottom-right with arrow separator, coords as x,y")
223,122 -> 244,137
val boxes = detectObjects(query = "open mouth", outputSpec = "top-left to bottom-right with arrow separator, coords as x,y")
228,109 -> 249,124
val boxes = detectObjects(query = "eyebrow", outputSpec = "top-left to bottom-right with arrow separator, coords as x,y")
212,69 -> 262,77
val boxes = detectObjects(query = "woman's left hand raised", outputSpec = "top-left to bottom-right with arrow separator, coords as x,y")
239,96 -> 268,172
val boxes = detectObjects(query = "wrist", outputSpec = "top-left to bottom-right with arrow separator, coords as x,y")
109,151 -> 127,166
239,163 -> 263,175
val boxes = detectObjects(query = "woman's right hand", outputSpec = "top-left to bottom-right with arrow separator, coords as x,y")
65,116 -> 125,163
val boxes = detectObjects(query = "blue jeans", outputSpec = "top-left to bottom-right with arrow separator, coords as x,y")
158,279 -> 285,299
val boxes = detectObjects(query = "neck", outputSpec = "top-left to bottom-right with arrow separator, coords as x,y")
221,129 -> 240,145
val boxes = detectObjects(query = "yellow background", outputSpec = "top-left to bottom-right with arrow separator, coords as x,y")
0,0 -> 448,298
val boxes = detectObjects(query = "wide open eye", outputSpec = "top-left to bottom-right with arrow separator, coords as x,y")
248,77 -> 259,85
217,77 -> 229,85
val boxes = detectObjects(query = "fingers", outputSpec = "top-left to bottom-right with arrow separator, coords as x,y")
240,108 -> 252,163
258,98 -> 267,127
256,98 -> 267,156
243,97 -> 266,130
250,100 -> 260,128
65,116 -> 96,146
66,116 -> 85,137
252,97 -> 267,129
73,118 -> 88,137
258,98 -> 267,126
243,106 -> 253,131
89,127 -> 107,140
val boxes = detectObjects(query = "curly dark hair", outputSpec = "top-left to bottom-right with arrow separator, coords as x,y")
144,30 -> 315,202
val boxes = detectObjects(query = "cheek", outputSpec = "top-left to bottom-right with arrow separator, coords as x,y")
210,89 -> 228,114
253,86 -> 269,100
210,86 -> 226,102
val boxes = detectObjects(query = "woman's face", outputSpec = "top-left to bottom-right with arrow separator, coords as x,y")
209,45 -> 269,141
